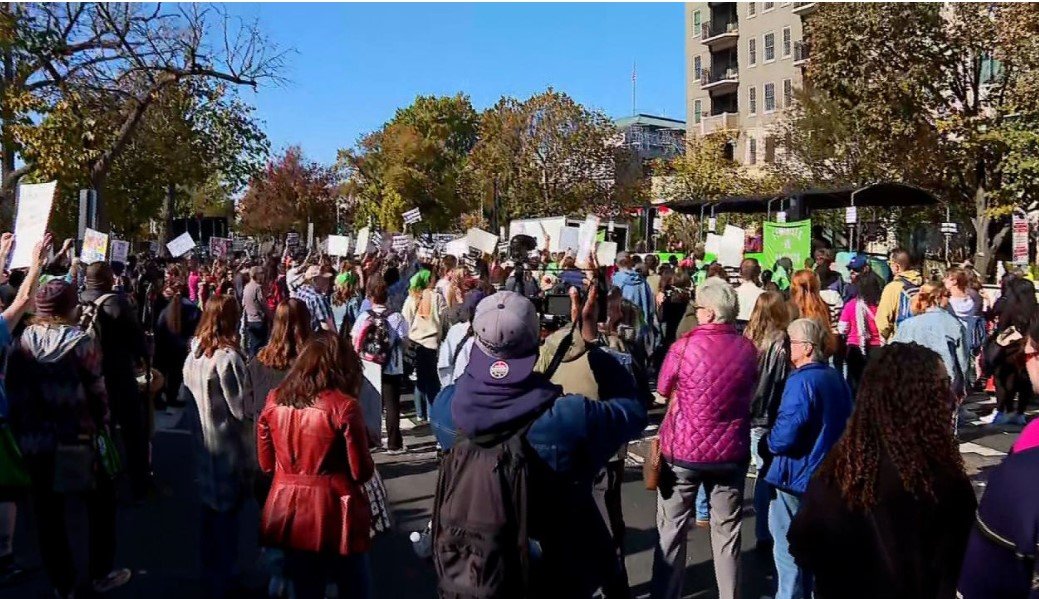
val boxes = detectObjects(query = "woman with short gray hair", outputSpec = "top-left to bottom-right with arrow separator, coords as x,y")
651,278 -> 758,599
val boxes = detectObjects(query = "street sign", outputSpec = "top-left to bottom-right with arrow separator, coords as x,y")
845,206 -> 858,224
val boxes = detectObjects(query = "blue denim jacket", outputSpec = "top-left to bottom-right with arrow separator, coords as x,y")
890,307 -> 970,392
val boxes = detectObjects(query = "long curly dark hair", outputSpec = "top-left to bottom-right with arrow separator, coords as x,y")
817,342 -> 964,511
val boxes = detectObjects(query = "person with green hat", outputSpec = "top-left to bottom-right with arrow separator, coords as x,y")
402,268 -> 444,422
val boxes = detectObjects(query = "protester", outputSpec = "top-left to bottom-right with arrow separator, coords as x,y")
655,267 -> 692,358
436,290 -> 482,388
876,248 -> 923,341
788,342 -> 975,599
651,278 -> 757,599
79,261 -> 152,499
944,266 -> 981,318
644,253 -> 661,296
155,276 -> 202,407
291,265 -> 335,333
983,276 -> 1037,425
765,318 -> 853,599
788,269 -> 836,357
351,278 -> 409,452
256,331 -> 374,599
430,291 -> 647,597
181,295 -> 252,598
612,252 -> 655,339
891,282 -> 970,397
8,274 -> 133,598
402,268 -> 444,422
958,318 -> 1039,598
242,266 -> 271,359
743,290 -> 791,550
838,270 -> 883,396
735,258 -> 764,324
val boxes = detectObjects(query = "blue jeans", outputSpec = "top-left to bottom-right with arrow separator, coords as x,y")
412,346 -> 440,422
245,321 -> 268,360
769,489 -> 812,599
695,486 -> 709,521
200,506 -> 240,598
750,426 -> 773,544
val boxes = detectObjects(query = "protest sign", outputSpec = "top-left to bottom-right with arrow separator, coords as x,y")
80,228 -> 109,264
704,233 -> 722,257
595,241 -> 618,266
327,235 -> 351,257
762,219 -> 812,271
209,236 -> 231,259
444,237 -> 468,258
354,227 -> 370,256
576,215 -> 600,266
497,241 -> 510,257
148,241 -> 160,255
1013,210 -> 1029,264
110,239 -> 130,264
718,224 -> 745,268
306,222 -> 315,249
286,232 -> 300,248
392,234 -> 413,252
402,207 -> 422,225
10,181 -> 57,269
166,232 -> 196,258
558,226 -> 580,254
466,227 -> 498,255
509,217 -> 566,252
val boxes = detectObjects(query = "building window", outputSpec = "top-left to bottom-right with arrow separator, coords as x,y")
764,33 -> 775,62
748,2 -> 756,17
749,86 -> 757,115
783,79 -> 793,107
693,10 -> 701,37
764,1 -> 775,11
764,137 -> 776,163
694,56 -> 702,80
749,138 -> 758,165
765,82 -> 776,112
749,38 -> 757,66
694,100 -> 702,124
783,27 -> 792,57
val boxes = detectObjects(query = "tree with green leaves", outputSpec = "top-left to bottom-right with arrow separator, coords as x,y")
340,94 -> 478,232
777,2 -> 1039,277
463,88 -> 618,225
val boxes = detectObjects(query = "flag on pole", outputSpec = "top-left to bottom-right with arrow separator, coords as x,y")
402,207 -> 422,225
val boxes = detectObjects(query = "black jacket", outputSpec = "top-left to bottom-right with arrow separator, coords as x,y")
750,333 -> 789,428
80,288 -> 147,395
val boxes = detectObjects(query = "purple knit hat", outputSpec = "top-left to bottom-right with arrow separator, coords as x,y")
35,279 -> 77,318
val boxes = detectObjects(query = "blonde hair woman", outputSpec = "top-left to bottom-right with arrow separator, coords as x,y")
890,281 -> 970,396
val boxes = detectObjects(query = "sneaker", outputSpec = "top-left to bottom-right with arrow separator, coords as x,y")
385,448 -> 407,456
92,568 -> 132,593
981,410 -> 1004,425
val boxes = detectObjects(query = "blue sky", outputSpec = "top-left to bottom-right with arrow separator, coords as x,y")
226,3 -> 686,165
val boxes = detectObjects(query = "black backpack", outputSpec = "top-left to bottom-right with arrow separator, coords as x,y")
432,413 -> 545,599
357,310 -> 394,366
79,293 -> 118,344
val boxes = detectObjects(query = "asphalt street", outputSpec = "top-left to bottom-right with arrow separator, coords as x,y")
2,391 -> 1026,599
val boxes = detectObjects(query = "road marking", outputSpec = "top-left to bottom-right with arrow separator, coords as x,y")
959,442 -> 1006,457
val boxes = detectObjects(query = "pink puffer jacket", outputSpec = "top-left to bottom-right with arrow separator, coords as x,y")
658,323 -> 758,467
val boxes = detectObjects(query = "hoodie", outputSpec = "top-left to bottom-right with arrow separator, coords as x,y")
7,324 -> 109,455
611,269 -> 655,330
876,269 -> 923,341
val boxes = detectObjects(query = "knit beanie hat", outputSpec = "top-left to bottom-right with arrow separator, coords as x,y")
35,279 -> 77,318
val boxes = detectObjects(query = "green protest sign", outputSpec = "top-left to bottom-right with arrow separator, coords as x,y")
762,219 -> 812,271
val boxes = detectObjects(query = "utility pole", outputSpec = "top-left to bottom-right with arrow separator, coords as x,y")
631,60 -> 637,116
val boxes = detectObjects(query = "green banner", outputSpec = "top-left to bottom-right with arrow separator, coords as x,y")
762,219 -> 812,271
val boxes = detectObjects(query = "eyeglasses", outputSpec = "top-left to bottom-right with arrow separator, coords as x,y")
1026,348 -> 1039,364
790,339 -> 815,348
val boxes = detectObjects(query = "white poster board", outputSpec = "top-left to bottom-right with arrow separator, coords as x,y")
10,181 -> 57,269
704,233 -> 723,256
595,241 -> 618,266
444,237 -> 468,258
466,227 -> 499,255
166,232 -> 196,258
80,228 -> 109,264
509,216 -> 567,252
576,214 -> 601,266
353,227 -> 370,257
558,226 -> 581,254
110,239 -> 130,264
327,235 -> 351,257
718,224 -> 745,267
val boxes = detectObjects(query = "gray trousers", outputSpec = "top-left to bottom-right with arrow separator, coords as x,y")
651,463 -> 745,599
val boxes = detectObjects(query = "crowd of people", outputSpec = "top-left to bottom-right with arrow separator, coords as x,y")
0,229 -> 1036,599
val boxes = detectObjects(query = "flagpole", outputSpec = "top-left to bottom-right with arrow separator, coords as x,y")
631,60 -> 637,116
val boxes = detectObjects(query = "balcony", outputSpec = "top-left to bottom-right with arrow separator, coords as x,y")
700,112 -> 739,135
700,66 -> 739,93
793,40 -> 810,66
792,2 -> 817,15
701,20 -> 739,50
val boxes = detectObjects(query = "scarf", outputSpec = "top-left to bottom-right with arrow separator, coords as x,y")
451,368 -> 561,438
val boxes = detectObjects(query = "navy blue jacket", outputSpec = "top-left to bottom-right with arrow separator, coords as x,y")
766,362 -> 852,495
958,446 -> 1039,599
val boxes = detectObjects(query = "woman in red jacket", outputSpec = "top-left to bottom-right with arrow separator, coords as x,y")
256,330 -> 375,599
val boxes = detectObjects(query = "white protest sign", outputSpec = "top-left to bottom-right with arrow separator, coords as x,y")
327,235 -> 351,257
509,217 -> 566,252
392,234 -> 413,252
80,228 -> 109,264
306,222 -> 315,249
10,181 -> 57,269
166,232 -> 196,258
110,239 -> 130,264
576,214 -> 600,266
466,227 -> 499,255
354,227 -> 371,256
444,237 -> 468,258
704,233 -> 723,256
558,226 -> 581,254
718,224 -> 745,267
595,241 -> 618,266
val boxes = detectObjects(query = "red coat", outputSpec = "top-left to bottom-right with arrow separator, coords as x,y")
256,389 -> 375,555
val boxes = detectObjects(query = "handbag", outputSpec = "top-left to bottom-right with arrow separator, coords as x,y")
53,439 -> 96,494
0,424 -> 30,490
643,437 -> 663,491
95,429 -> 123,479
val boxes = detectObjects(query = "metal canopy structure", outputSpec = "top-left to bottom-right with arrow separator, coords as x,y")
665,182 -> 938,218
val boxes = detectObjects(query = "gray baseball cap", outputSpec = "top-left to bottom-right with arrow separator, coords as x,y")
468,291 -> 539,383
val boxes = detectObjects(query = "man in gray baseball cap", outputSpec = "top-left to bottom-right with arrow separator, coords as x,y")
430,290 -> 648,597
